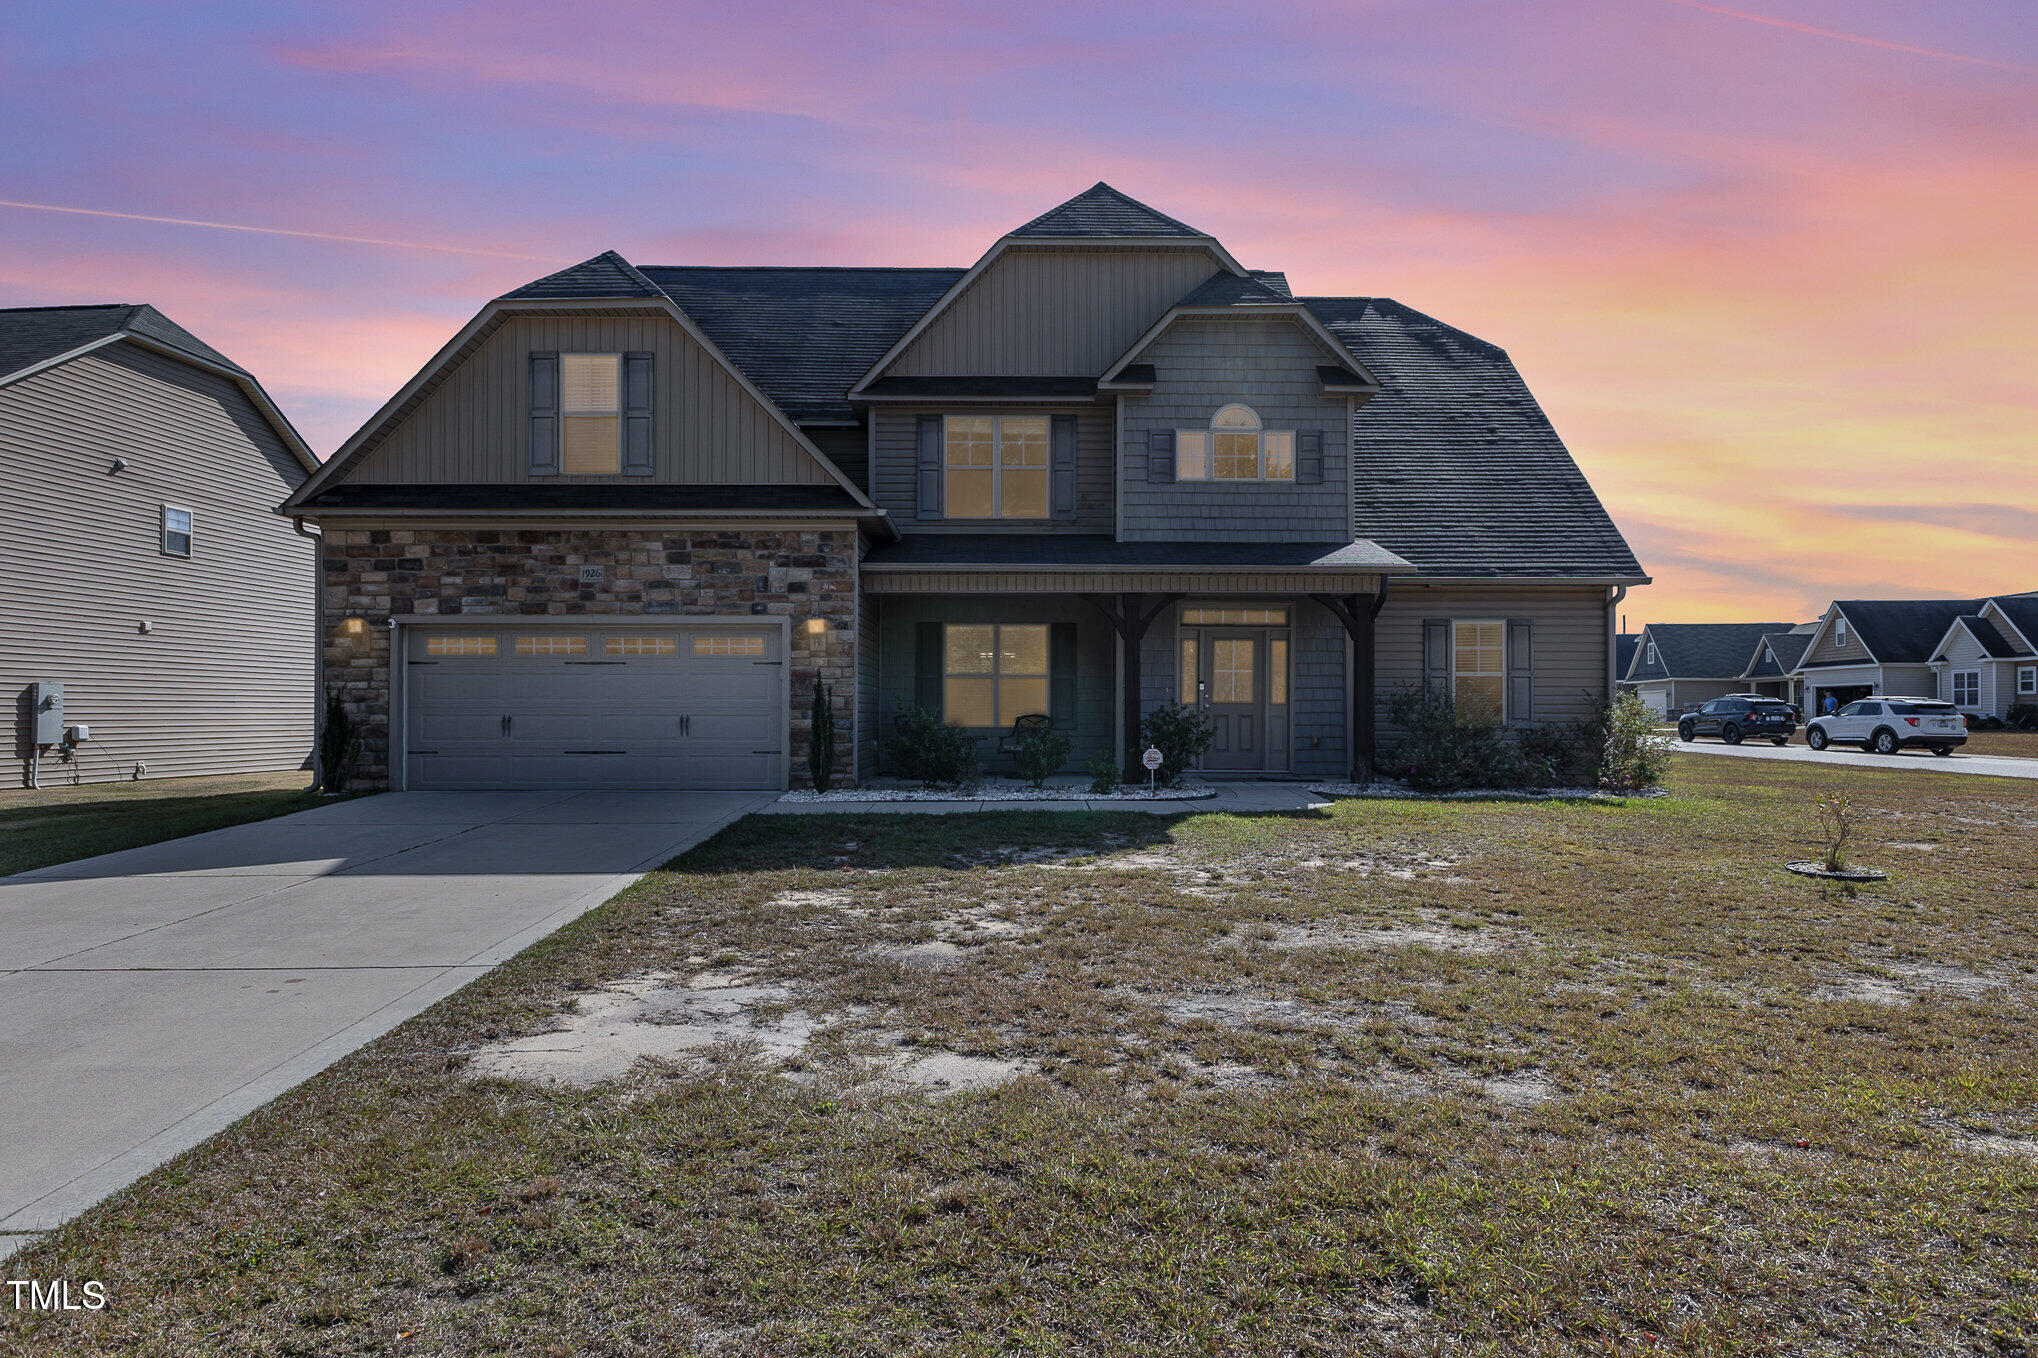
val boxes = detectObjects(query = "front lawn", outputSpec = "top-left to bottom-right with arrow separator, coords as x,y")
0,769 -> 329,877
9,758 -> 2037,1354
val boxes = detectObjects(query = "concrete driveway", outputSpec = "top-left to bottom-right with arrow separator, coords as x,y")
1672,740 -> 2038,780
0,789 -> 768,1260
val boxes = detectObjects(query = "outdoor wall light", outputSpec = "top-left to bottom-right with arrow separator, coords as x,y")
338,617 -> 369,640
804,617 -> 829,636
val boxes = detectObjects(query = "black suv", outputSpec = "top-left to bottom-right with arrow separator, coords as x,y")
1678,695 -> 1797,746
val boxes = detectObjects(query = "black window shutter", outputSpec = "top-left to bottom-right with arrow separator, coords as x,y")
528,351 -> 560,476
1296,430 -> 1323,484
915,622 -> 944,713
1423,618 -> 1451,700
621,351 -> 654,476
1147,428 -> 1176,484
1507,619 -> 1534,722
915,416 -> 944,518
1050,415 -> 1078,519
1050,622 -> 1078,719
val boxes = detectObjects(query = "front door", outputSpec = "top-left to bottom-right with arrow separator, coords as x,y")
1200,629 -> 1266,771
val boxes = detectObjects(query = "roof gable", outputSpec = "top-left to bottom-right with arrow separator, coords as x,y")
1983,595 -> 2038,654
503,250 -> 663,301
1098,277 -> 1377,389
1826,599 -> 1985,664
1009,183 -> 1207,239
1635,622 -> 1796,679
1934,614 -> 2020,661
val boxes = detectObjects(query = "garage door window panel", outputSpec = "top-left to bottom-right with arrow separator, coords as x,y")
425,636 -> 498,656
516,635 -> 587,656
606,635 -> 677,656
694,635 -> 766,656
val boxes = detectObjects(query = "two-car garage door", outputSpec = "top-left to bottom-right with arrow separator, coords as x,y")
402,625 -> 785,790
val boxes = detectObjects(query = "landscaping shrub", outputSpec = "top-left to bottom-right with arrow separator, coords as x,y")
1139,702 -> 1215,785
318,688 -> 363,793
807,679 -> 835,792
1084,753 -> 1122,795
2009,703 -> 2038,730
1815,792 -> 1853,872
1595,692 -> 1671,793
1382,685 -> 1534,792
1516,722 -> 1581,787
1010,727 -> 1072,788
886,703 -> 980,789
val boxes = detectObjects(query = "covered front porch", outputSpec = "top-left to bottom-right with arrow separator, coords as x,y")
856,538 -> 1413,782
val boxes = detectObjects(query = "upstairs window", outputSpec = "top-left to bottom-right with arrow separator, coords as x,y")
944,416 -> 1048,518
561,354 -> 621,474
1176,404 -> 1294,481
160,505 -> 193,557
1834,615 -> 1848,648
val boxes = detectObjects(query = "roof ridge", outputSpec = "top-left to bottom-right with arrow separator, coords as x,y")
641,264 -> 968,275
0,302 -> 135,314
1009,182 -> 1208,239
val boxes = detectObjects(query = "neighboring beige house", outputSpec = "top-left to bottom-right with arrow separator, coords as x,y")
2,304 -> 319,787
1924,595 -> 2038,720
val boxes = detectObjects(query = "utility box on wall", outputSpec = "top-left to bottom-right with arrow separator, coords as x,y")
31,682 -> 63,747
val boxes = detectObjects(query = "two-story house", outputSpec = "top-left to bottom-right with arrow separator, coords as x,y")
282,184 -> 1646,791
4,303 -> 319,787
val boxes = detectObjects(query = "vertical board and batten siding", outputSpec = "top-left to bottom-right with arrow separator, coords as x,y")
1120,317 -> 1351,542
870,406 -> 1114,532
1802,612 -> 1874,666
872,596 -> 1113,773
0,344 -> 314,785
349,314 -> 830,485
1373,586 -> 1610,738
856,587 -> 881,781
889,246 -> 1220,377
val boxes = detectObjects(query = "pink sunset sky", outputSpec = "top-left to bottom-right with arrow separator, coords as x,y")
3,1 -> 2031,624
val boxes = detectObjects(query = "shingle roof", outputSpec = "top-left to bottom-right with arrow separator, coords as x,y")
1177,271 -> 1289,307
1008,183 -> 1207,239
1945,615 -> 2019,659
502,250 -> 663,301
643,266 -> 962,423
1751,630 -> 1812,676
1831,599 -> 1985,664
1306,297 -> 1645,579
0,302 -> 244,381
1615,633 -> 1640,678
1249,271 -> 1292,297
1638,623 -> 1798,680
861,534 -> 1413,572
860,375 -> 1096,400
1989,595 -> 2038,653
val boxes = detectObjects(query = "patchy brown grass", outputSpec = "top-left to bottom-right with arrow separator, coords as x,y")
9,758 -> 2037,1356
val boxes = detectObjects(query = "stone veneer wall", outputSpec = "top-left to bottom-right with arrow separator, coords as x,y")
321,525 -> 858,789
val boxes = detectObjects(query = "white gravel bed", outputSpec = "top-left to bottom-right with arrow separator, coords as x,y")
1306,780 -> 1665,803
780,782 -> 1216,803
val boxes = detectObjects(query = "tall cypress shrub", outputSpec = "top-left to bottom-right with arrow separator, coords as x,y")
808,679 -> 835,792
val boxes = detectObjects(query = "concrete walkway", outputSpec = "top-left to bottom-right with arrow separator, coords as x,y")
0,789 -> 768,1261
758,781 -> 1335,816
1671,740 -> 2038,781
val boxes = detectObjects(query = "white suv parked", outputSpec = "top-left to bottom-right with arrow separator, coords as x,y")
1805,697 -> 1968,756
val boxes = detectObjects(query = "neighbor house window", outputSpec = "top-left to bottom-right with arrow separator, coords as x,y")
1835,616 -> 1848,647
561,353 -> 622,474
1645,641 -> 1658,668
1953,671 -> 1980,707
1453,620 -> 1505,723
944,415 -> 1047,518
2021,666 -> 2036,696
944,624 -> 1048,727
160,505 -> 192,557
1175,404 -> 1294,481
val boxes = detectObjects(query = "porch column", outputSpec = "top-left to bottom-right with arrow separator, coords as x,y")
1081,591 -> 1183,778
1311,584 -> 1389,781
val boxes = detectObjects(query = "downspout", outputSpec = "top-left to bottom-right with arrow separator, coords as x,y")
1606,585 -> 1629,702
295,516 -> 324,793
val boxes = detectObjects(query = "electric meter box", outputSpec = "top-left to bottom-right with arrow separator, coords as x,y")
31,682 -> 63,746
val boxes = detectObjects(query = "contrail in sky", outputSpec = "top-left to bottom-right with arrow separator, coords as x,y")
1657,0 -> 2031,72
0,199 -> 571,262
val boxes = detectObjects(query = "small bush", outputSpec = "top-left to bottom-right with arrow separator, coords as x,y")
1084,753 -> 1122,795
1139,702 -> 1215,785
1382,686 -> 1531,793
319,688 -> 363,793
1011,727 -> 1073,787
1597,692 -> 1671,793
887,703 -> 980,789
2008,703 -> 2038,730
1516,722 -> 1581,787
1815,792 -> 1853,872
807,679 -> 835,792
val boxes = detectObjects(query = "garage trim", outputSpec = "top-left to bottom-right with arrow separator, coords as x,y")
391,615 -> 792,791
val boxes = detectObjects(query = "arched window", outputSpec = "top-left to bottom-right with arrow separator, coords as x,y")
1175,404 -> 1294,481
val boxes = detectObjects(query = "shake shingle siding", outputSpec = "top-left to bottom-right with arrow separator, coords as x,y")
1308,298 -> 1642,580
1121,317 -> 1350,542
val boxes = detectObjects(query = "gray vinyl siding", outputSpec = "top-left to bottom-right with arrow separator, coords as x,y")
1120,317 -> 1351,542
0,342 -> 314,786
870,406 -> 1114,533
870,596 -> 1113,775
889,246 -> 1219,377
349,313 -> 832,485
1934,630 -> 1996,714
1373,585 -> 1611,740
1803,610 -> 1873,665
